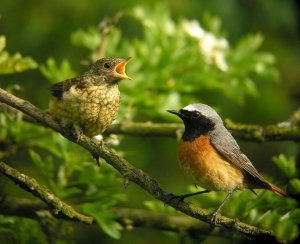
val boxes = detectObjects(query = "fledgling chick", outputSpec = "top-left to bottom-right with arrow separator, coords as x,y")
168,103 -> 286,223
49,57 -> 131,137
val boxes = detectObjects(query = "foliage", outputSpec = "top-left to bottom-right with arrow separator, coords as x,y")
0,111 -> 126,240
0,216 -> 47,244
273,154 -> 300,196
0,3 -> 299,244
61,5 -> 279,119
0,36 -> 37,74
40,58 -> 76,83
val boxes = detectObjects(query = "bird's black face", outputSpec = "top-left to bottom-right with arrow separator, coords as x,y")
167,109 -> 215,141
90,57 -> 132,83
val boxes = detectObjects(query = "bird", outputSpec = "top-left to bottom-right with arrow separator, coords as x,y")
49,57 -> 131,138
167,103 -> 286,223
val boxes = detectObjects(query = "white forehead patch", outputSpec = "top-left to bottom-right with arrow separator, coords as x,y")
183,104 -> 198,112
182,103 -> 223,123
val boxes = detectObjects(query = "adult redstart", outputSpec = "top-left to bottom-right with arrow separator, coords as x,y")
167,103 -> 286,223
49,57 -> 131,137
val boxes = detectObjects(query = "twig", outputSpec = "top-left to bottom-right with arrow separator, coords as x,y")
97,12 -> 123,59
0,161 -> 93,224
0,88 -> 283,242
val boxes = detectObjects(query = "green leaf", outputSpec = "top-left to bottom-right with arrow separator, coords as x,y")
81,203 -> 123,239
29,149 -> 42,165
259,211 -> 280,229
272,154 -> 297,178
29,149 -> 54,179
288,208 -> 300,224
0,35 -> 38,74
288,178 -> 300,194
234,34 -> 264,58
40,58 -> 76,82
144,200 -> 178,214
0,217 -> 47,244
71,27 -> 101,51
275,219 -> 298,241
0,36 -> 6,52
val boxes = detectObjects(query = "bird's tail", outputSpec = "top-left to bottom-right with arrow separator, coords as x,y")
268,183 -> 287,196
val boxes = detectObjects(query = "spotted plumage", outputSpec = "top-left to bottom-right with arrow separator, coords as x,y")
49,57 -> 131,137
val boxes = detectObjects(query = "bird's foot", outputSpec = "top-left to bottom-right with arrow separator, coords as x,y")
165,193 -> 187,206
210,211 -> 219,225
123,173 -> 130,189
92,154 -> 102,168
165,190 -> 210,206
93,135 -> 106,148
72,125 -> 84,142
90,135 -> 106,167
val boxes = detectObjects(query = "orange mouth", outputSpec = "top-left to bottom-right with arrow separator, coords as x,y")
114,57 -> 132,80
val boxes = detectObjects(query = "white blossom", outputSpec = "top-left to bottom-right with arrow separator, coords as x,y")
183,20 -> 229,72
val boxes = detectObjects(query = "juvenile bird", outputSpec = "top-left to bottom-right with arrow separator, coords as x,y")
167,104 -> 286,223
49,57 -> 131,137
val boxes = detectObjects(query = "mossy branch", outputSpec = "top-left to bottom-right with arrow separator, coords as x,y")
0,88 -> 283,243
0,161 -> 93,224
2,97 -> 299,142
105,118 -> 300,142
0,197 -> 209,236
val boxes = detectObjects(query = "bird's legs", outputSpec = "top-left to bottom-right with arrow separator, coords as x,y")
72,124 -> 84,142
211,188 -> 236,224
92,135 -> 105,167
167,189 -> 210,204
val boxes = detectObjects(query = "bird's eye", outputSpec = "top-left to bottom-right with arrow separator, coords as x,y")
103,62 -> 111,69
192,112 -> 201,119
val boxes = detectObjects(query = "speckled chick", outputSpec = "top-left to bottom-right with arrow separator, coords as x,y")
49,57 -> 131,137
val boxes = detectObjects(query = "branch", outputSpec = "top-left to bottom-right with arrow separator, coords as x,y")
0,161 -> 93,224
0,197 -> 47,218
104,119 -> 300,142
105,122 -> 184,137
113,207 -> 208,234
0,197 -> 209,235
2,96 -> 300,142
0,88 -> 283,242
224,118 -> 300,142
0,197 -> 245,241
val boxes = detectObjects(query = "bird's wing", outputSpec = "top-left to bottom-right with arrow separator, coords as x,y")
49,77 -> 84,99
210,130 -> 269,186
49,81 -> 65,99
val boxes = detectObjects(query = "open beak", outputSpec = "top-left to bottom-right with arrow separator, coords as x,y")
114,57 -> 132,80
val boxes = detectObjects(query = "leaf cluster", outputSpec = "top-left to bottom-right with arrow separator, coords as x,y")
0,36 -> 37,75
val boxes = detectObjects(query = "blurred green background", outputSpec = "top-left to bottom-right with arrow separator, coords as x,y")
1,0 -> 300,243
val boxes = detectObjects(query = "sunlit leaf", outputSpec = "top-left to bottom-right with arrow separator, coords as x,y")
81,203 -> 123,239
40,57 -> 76,82
0,36 -> 38,74
272,154 -> 297,178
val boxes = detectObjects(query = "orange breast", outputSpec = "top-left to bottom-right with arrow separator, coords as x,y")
178,134 -> 244,191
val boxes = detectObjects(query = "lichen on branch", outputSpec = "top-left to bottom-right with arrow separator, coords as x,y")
0,161 -> 93,224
